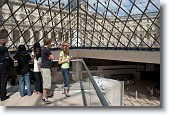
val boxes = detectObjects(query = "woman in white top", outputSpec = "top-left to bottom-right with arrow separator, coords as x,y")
31,43 -> 43,94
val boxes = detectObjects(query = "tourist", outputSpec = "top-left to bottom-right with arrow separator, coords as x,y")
13,44 -> 32,97
41,38 -> 54,104
0,39 -> 11,101
58,42 -> 72,98
31,42 -> 43,94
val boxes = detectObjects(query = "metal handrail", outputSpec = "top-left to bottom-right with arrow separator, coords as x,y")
81,59 -> 109,106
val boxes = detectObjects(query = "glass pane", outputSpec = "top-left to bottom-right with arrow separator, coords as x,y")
0,0 -> 160,51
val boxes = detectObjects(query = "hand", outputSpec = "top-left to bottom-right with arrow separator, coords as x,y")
69,56 -> 74,60
64,58 -> 69,62
48,56 -> 53,60
31,51 -> 34,56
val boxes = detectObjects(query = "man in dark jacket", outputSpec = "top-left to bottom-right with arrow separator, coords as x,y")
0,39 -> 10,101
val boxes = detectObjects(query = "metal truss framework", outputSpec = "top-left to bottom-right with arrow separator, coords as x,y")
0,0 -> 160,51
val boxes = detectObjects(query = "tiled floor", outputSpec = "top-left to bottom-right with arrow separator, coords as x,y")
123,92 -> 160,106
0,81 -> 160,107
0,82 -> 84,106
123,80 -> 160,106
0,90 -> 84,106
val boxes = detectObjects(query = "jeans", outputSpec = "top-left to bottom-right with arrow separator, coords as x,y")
61,68 -> 70,90
18,73 -> 32,97
0,64 -> 8,99
34,72 -> 43,93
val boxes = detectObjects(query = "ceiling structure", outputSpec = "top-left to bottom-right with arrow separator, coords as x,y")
0,0 -> 160,51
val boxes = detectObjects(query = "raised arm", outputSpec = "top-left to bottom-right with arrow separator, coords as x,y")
49,54 -> 55,60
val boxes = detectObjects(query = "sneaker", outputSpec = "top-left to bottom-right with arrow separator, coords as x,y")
66,94 -> 71,98
42,98 -> 51,104
47,94 -> 53,98
33,90 -> 37,94
37,92 -> 42,95
62,92 -> 65,94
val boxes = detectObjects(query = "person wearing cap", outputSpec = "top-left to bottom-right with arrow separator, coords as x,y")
0,39 -> 10,101
58,42 -> 72,98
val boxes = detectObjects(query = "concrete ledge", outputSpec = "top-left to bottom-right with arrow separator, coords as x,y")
52,49 -> 160,64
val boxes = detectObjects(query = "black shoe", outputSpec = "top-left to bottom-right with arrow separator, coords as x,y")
1,96 -> 10,101
47,94 -> 53,98
65,94 -> 71,98
42,98 -> 51,104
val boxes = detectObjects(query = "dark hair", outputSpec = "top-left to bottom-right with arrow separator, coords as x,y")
17,44 -> 27,56
33,42 -> 41,59
18,44 -> 26,52
43,38 -> 51,46
33,42 -> 41,51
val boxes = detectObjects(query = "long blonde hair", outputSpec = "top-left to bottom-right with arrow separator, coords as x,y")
62,42 -> 69,56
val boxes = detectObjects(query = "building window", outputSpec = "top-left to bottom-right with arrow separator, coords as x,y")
13,30 -> 20,44
140,34 -> 143,39
102,37 -> 104,40
51,32 -> 56,42
133,34 -> 136,40
117,35 -> 120,39
21,7 -> 24,11
34,31 -> 39,42
145,33 -> 150,39
23,30 -> 30,44
107,25 -> 109,30
154,33 -> 157,39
